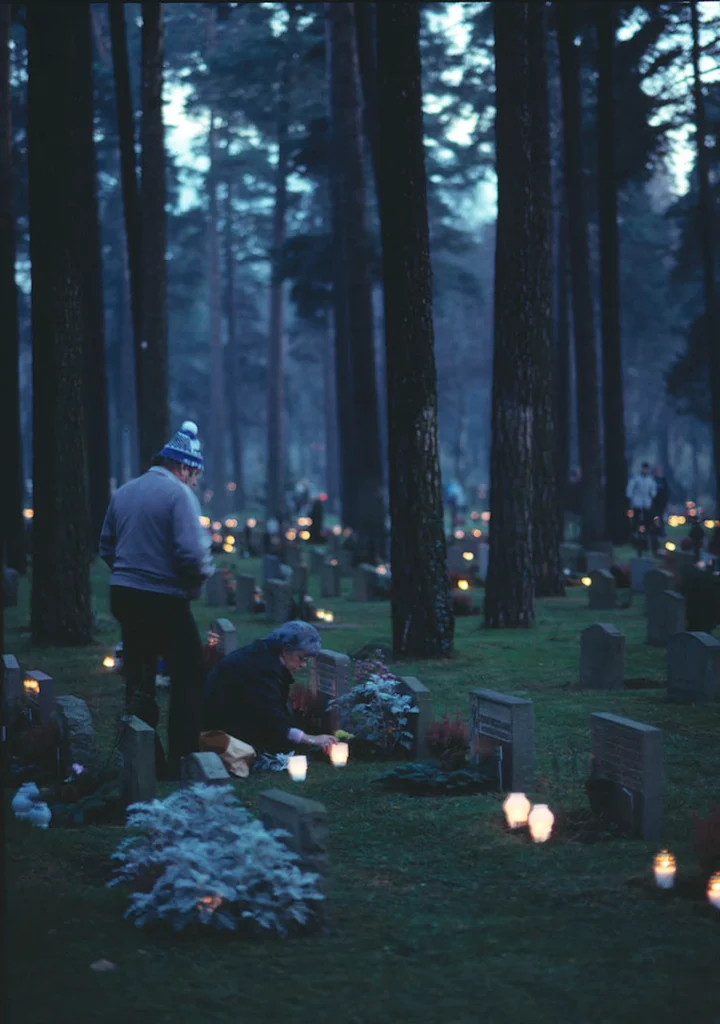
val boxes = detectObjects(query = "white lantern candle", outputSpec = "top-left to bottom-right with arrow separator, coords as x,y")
503,792 -> 531,829
287,755 -> 308,782
527,804 -> 554,843
707,872 -> 720,909
653,850 -> 676,889
330,742 -> 349,768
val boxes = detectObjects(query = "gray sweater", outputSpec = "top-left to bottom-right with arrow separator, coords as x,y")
99,467 -> 215,599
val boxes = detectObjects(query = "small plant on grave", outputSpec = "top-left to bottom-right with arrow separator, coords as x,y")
693,804 -> 720,884
373,761 -> 499,797
327,674 -> 417,758
289,684 -> 326,736
427,714 -> 469,770
108,785 -> 324,935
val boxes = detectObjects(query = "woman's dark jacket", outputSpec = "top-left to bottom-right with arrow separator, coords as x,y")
203,639 -> 296,754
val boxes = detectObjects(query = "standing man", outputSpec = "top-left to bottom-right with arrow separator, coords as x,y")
100,421 -> 215,778
650,464 -> 670,554
626,462 -> 657,553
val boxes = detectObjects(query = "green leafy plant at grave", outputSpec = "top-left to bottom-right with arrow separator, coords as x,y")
373,761 -> 499,797
327,675 -> 418,758
108,785 -> 324,935
427,713 -> 469,770
693,804 -> 720,883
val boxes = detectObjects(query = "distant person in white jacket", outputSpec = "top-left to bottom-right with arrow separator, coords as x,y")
100,421 -> 215,778
626,462 -> 657,551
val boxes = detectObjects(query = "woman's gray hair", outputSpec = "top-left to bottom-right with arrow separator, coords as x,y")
264,620 -> 322,656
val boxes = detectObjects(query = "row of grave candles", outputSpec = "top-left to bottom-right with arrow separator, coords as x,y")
653,850 -> 720,906
288,744 -> 349,780
503,793 -> 554,843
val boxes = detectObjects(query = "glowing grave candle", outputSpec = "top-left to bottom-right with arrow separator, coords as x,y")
653,850 -> 676,889
330,742 -> 349,768
707,873 -> 720,909
287,755 -> 307,782
528,804 -> 554,843
503,792 -> 531,830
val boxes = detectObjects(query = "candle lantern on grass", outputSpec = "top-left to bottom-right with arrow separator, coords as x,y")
330,742 -> 349,768
503,793 -> 531,830
707,873 -> 720,909
528,804 -> 554,843
287,755 -> 307,782
653,850 -> 676,889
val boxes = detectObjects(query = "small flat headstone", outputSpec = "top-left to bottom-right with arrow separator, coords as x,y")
3,568 -> 20,608
2,654 -> 22,704
264,578 -> 292,624
236,574 -> 256,614
320,561 -> 341,599
205,572 -> 227,607
53,695 -> 99,771
588,569 -> 617,610
630,558 -> 656,594
580,624 -> 624,690
397,676 -> 433,760
263,555 -> 282,585
647,590 -> 686,647
352,564 -> 377,601
310,649 -> 352,732
23,670 -> 55,724
667,631 -> 720,704
208,618 -> 237,657
119,715 -> 156,806
470,689 -> 534,792
258,788 -> 329,882
586,551 -> 612,573
589,712 -> 662,839
181,751 -> 231,786
559,543 -> 583,573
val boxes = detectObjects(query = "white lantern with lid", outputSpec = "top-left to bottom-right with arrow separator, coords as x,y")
503,793 -> 531,829
527,804 -> 554,843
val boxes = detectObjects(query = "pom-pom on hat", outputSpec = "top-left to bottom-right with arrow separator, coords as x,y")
156,421 -> 204,471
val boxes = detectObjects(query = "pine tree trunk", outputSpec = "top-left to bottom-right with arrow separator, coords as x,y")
353,0 -> 379,193
109,2 -> 142,420
0,3 -> 26,573
323,308 -> 340,512
556,1 -> 606,543
75,5 -> 110,551
529,3 -> 564,598
27,2 -> 93,645
207,109 -> 227,514
266,5 -> 297,523
690,1 -> 720,510
376,2 -> 454,657
327,1 -> 385,562
485,1 -> 536,629
555,211 -> 571,507
139,1 -> 168,469
597,2 -> 628,545
224,178 -> 245,510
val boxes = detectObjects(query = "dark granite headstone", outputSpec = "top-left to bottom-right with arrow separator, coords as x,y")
258,788 -> 329,884
667,631 -> 720,704
263,555 -> 282,586
181,751 -> 231,786
630,558 -> 656,594
208,618 -> 237,657
580,624 -> 624,690
264,579 -> 292,624
469,689 -> 534,791
205,572 -> 227,607
119,715 -> 156,806
397,676 -> 433,760
22,670 -> 55,724
588,569 -> 617,610
320,561 -> 341,599
2,654 -> 22,704
646,590 -> 686,647
589,712 -> 662,839
310,649 -> 352,732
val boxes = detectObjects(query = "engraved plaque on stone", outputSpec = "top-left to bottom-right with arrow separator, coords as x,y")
589,712 -> 662,840
470,689 -> 534,792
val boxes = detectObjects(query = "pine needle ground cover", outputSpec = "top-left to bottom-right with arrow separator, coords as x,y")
6,554 -> 720,1024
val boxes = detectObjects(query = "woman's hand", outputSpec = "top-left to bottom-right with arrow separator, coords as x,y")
306,734 -> 338,752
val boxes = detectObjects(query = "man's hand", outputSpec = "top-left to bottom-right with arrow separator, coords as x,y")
306,734 -> 338,752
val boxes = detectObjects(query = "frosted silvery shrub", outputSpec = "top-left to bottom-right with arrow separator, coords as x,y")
108,785 -> 323,935
327,674 -> 417,754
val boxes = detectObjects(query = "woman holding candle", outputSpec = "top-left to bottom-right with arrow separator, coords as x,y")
203,621 -> 337,755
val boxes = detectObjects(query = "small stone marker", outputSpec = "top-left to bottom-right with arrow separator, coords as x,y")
208,618 -> 237,657
586,551 -> 612,573
320,560 -> 341,599
258,788 -> 329,882
470,689 -> 534,792
292,563 -> 310,596
181,751 -> 231,786
396,677 -> 433,760
119,715 -> 156,806
559,543 -> 583,573
2,654 -> 22,704
23,670 -> 55,724
205,572 -> 227,607
54,695 -> 99,771
264,578 -> 292,624
644,568 -> 673,605
352,564 -> 377,601
3,568 -> 19,608
588,569 -> 617,610
263,554 -> 282,585
667,631 -> 720,704
580,624 -> 625,691
310,649 -> 352,731
589,712 -> 662,839
630,558 -> 656,594
647,590 -> 686,647
236,573 -> 256,613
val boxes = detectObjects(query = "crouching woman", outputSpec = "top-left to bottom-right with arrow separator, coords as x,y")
202,621 -> 337,755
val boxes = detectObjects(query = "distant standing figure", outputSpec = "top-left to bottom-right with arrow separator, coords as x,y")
650,465 -> 670,554
626,462 -> 657,552
99,422 -> 215,778
294,479 -> 310,515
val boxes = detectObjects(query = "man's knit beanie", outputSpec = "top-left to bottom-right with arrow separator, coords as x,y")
156,421 -> 204,471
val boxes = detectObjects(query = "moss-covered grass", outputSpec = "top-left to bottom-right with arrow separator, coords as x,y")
6,546 -> 720,1024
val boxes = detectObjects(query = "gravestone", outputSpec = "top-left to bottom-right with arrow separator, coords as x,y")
580,624 -> 625,691
310,549 -> 326,576
285,545 -> 304,570
205,572 -> 227,607
208,618 -> 237,657
586,551 -> 612,573
673,551 -> 697,589
477,545 -> 489,582
310,650 -> 352,731
559,543 -> 583,572
292,563 -> 310,596
667,631 -> 720,704
2,654 -> 22,704
352,564 -> 377,601
588,569 -> 617,610
181,751 -> 231,786
469,689 -> 534,792
647,590 -> 686,647
53,695 -> 99,772
258,788 -> 329,883
263,554 -> 282,585
236,574 -> 256,614
3,568 -> 19,608
264,579 -> 292,624
589,712 -> 662,839
644,568 -> 673,606
320,560 -> 341,599
23,670 -> 55,724
119,715 -> 156,806
397,677 -> 433,760
586,541 -> 614,560
630,558 -> 656,594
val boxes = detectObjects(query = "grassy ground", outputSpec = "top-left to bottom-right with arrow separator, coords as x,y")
5,542 -> 720,1024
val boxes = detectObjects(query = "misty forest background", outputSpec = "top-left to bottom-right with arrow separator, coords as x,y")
1,1 -> 719,654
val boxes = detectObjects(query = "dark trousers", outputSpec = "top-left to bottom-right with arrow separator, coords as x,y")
110,586 -> 205,768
